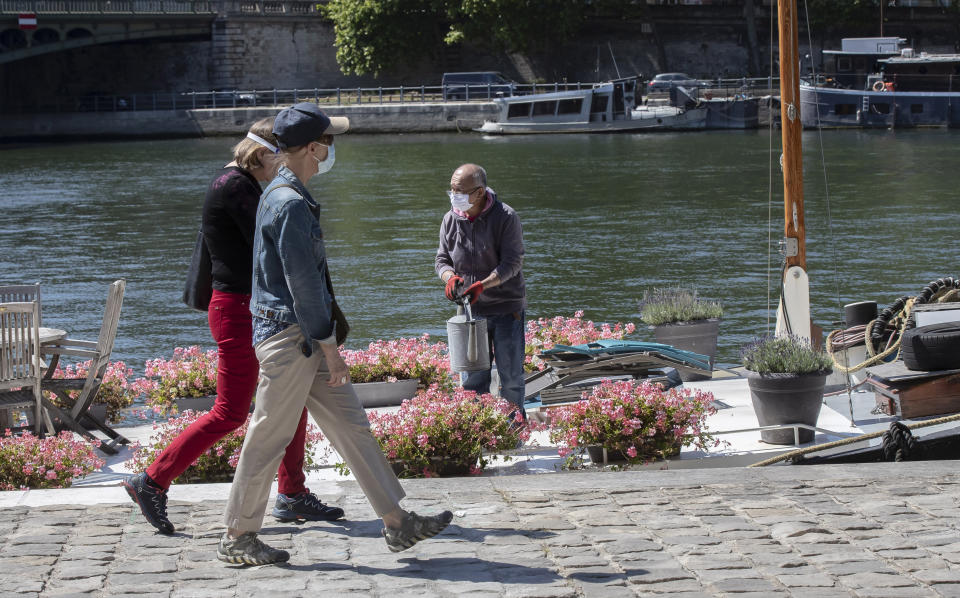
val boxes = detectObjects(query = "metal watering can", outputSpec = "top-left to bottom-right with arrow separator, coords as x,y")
446,292 -> 489,372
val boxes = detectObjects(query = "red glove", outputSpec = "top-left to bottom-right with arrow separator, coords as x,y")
444,275 -> 464,301
464,281 -> 484,304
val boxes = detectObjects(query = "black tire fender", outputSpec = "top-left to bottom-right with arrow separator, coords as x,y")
901,321 -> 960,371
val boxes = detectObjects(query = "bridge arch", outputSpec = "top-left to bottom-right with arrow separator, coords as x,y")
33,28 -> 60,45
0,29 -> 27,51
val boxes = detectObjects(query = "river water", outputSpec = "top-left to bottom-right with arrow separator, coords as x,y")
1,128 -> 957,370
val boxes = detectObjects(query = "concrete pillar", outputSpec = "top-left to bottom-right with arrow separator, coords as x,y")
210,16 -> 244,90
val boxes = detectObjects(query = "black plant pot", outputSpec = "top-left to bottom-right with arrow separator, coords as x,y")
652,318 -> 720,381
746,370 -> 828,444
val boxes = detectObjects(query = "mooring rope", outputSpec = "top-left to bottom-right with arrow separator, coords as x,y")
825,278 -> 960,374
747,411 -> 960,467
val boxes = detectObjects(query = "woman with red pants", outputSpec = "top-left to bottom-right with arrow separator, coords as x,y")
124,117 -> 344,534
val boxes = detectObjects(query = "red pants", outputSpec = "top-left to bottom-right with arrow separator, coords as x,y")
146,289 -> 309,494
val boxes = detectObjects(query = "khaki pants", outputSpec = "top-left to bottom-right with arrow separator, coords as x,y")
224,325 -> 405,532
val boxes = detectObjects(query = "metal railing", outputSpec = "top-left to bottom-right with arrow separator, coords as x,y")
0,0 -> 324,14
4,78 -> 778,115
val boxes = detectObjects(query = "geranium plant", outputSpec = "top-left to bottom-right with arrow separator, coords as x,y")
336,387 -> 534,478
548,379 -> 718,468
129,410 -> 326,484
639,287 -> 723,326
130,346 -> 219,415
342,334 -> 454,391
741,335 -> 833,375
0,430 -> 104,490
525,310 -> 636,371
46,360 -> 136,423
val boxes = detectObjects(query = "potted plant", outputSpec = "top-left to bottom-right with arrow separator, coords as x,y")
129,410 -> 325,483
342,335 -> 454,407
335,387 -> 532,478
548,379 -> 718,468
741,334 -> 834,445
45,360 -> 137,425
639,287 -> 723,381
130,346 -> 219,415
0,430 -> 104,490
524,310 -> 637,372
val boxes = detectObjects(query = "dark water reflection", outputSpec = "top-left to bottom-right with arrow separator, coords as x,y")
1,128 -> 957,370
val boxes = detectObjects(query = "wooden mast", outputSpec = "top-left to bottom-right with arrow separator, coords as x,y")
775,0 -> 812,341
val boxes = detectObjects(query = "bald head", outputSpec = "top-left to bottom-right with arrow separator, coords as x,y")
451,163 -> 486,192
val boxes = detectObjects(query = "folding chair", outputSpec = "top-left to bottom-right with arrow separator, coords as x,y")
526,340 -> 711,405
0,298 -> 53,435
41,280 -> 130,454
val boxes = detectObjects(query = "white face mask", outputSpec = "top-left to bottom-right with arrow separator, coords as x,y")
447,189 -> 474,212
313,144 -> 335,175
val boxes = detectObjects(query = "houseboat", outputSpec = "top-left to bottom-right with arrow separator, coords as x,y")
477,77 -> 709,134
800,37 -> 960,128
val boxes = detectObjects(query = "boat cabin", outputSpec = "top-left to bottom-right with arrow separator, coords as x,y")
494,77 -> 638,125
879,51 -> 960,92
821,37 -> 905,90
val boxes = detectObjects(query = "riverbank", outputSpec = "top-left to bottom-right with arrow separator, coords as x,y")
0,102 -> 500,140
0,98 -> 781,140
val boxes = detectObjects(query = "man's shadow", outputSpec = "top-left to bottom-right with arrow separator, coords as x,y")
263,519 -> 557,542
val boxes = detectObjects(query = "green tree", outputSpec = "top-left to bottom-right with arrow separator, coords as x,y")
322,0 -> 447,76
323,0 -> 587,76
804,0 -> 881,33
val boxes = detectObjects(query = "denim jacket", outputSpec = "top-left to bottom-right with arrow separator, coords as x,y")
250,165 -> 334,356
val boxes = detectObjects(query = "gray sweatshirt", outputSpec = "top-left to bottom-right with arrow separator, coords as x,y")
435,189 -> 526,316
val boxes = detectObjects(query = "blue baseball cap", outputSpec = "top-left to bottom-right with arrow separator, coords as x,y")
272,103 -> 349,149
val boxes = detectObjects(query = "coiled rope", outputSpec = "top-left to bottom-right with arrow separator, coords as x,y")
825,277 -> 960,374
747,412 -> 960,467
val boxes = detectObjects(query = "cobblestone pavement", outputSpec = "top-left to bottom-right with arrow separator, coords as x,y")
3,461 -> 960,597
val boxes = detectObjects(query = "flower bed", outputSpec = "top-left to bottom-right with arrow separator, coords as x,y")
130,346 -> 219,415
128,410 -> 325,484
338,387 -> 533,478
525,310 -> 636,371
342,334 -> 454,391
549,379 -> 718,468
0,431 -> 104,490
46,360 -> 137,423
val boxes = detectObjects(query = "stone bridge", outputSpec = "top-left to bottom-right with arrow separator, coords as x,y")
0,0 -> 322,64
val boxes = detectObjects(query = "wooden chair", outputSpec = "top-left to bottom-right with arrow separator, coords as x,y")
0,299 -> 52,436
41,280 -> 130,455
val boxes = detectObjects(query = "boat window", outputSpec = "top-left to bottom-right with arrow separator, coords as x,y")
507,102 -> 532,119
871,103 -> 891,114
838,57 -> 852,72
557,98 -> 583,114
854,58 -> 865,71
591,94 -> 609,113
911,104 -> 923,114
532,100 -> 557,117
834,103 -> 857,115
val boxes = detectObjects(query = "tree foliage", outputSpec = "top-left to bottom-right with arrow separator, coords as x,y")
322,0 -> 587,76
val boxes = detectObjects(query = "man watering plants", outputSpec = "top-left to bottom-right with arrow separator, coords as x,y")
436,163 -> 527,420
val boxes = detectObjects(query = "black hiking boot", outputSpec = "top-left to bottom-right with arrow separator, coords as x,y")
123,472 -> 174,535
272,491 -> 345,522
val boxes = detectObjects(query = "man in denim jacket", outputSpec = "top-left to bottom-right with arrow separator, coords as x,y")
436,163 -> 527,419
218,103 -> 452,566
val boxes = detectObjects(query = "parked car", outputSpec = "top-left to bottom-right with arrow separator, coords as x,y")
647,73 -> 707,92
442,72 -> 517,101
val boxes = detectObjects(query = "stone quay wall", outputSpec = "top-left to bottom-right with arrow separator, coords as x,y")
0,103 -> 499,140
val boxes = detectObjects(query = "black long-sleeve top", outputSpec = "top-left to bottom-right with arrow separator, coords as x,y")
201,166 -> 261,294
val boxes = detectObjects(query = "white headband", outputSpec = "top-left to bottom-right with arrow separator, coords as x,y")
246,132 -> 278,154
